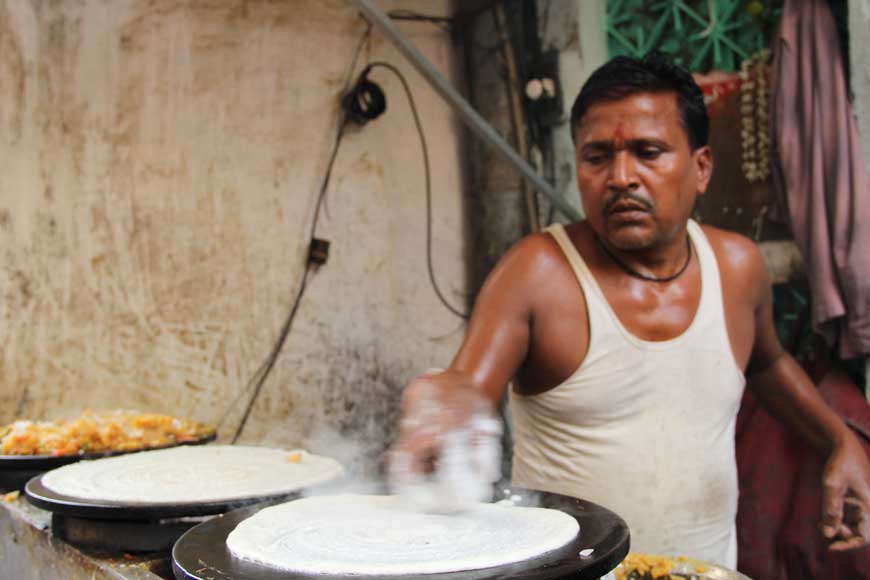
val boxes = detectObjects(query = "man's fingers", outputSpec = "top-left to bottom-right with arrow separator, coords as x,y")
825,497 -> 869,551
843,497 -> 865,520
822,474 -> 846,537
393,369 -> 499,488
850,488 -> 870,538
829,536 -> 867,551
843,496 -> 870,543
837,523 -> 854,539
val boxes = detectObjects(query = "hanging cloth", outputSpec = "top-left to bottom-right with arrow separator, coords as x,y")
771,0 -> 870,358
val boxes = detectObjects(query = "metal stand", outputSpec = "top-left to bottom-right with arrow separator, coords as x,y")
52,513 -> 209,553
350,0 -> 582,222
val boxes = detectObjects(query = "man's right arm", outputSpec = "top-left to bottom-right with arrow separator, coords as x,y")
447,233 -> 555,400
394,233 -> 552,464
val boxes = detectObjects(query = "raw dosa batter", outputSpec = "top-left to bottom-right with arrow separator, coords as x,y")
41,445 -> 342,503
226,494 -> 580,575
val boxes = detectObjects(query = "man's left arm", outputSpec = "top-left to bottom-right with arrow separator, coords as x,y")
745,245 -> 870,550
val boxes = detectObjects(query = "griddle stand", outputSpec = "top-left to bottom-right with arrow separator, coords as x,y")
52,513 -> 212,553
24,473 -> 302,555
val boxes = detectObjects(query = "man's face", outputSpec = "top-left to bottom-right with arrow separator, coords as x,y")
574,91 -> 712,250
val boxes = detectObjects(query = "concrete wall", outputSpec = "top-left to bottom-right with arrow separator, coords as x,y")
850,0 -> 870,173
849,0 -> 870,397
0,0 -> 468,470
537,0 -> 607,218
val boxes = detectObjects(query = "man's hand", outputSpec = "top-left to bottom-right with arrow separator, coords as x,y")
821,432 -> 870,550
392,370 -> 491,476
739,243 -> 870,552
389,370 -> 502,511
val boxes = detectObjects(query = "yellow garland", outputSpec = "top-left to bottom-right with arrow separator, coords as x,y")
739,49 -> 771,183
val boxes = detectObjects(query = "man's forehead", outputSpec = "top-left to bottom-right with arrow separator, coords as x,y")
575,92 -> 684,143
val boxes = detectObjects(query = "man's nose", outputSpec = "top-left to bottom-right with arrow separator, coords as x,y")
607,151 -> 639,190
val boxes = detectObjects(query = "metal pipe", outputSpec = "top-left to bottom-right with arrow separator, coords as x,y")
350,0 -> 582,222
493,2 -> 541,232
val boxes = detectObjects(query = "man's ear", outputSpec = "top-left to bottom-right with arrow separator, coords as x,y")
694,145 -> 713,195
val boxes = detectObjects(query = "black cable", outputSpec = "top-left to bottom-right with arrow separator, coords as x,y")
341,77 -> 386,124
221,27 -> 372,443
362,62 -> 469,320
387,9 -> 453,31
222,47 -> 466,439
226,118 -> 349,444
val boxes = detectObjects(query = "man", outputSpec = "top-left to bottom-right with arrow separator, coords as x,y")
395,53 -> 870,567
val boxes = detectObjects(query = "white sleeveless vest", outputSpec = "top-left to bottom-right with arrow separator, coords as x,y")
510,220 -> 746,568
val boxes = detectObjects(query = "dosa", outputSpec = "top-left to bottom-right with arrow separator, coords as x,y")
41,446 -> 342,503
226,494 -> 579,575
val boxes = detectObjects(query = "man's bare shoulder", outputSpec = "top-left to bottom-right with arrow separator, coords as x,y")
699,224 -> 769,296
479,225 -> 584,312
498,227 -> 573,276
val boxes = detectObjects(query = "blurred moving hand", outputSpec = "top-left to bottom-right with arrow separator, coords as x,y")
390,370 -> 502,512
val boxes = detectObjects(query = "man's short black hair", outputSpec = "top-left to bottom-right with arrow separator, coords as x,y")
570,52 -> 709,150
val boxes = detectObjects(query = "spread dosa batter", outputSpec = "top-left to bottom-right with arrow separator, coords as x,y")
226,494 -> 579,574
42,446 -> 343,503
510,221 -> 745,567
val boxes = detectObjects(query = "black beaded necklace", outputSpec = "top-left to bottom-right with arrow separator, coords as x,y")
595,235 -> 692,283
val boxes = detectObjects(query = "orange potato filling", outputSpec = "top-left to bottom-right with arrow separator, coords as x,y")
0,410 -> 214,456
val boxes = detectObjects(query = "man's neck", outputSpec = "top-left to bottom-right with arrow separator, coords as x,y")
594,228 -> 692,283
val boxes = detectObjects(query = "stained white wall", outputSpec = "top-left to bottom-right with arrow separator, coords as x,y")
537,0 -> 606,218
851,0 -> 870,173
0,0 -> 468,465
848,0 -> 870,398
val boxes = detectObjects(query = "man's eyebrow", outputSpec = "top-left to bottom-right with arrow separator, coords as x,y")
580,138 -> 670,151
579,141 -> 613,152
626,138 -> 671,149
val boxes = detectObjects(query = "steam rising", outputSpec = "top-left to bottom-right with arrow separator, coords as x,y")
301,425 -> 387,496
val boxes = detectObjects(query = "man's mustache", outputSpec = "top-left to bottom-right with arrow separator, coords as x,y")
602,191 -> 655,217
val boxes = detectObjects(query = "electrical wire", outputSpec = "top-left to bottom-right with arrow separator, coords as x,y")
225,118 -> 350,444
387,9 -> 453,32
222,39 -> 467,440
220,27 -> 371,443
363,62 -> 469,320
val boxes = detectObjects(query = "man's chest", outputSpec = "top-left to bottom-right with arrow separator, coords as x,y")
517,272 -> 754,393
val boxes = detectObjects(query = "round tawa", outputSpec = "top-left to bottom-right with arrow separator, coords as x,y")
24,473 -> 303,520
172,487 -> 630,580
24,446 -> 343,520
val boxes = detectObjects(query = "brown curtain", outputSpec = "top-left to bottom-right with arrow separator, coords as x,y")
771,0 -> 870,359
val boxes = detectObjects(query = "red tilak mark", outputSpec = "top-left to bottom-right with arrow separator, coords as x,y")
612,123 -> 626,149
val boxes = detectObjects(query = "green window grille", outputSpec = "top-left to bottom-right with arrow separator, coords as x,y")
606,0 -> 779,72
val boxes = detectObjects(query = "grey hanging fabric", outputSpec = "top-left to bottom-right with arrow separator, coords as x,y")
771,0 -> 870,358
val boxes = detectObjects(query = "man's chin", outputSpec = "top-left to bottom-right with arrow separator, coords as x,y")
603,224 -> 655,251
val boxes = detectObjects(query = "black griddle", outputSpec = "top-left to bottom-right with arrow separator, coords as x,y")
24,465 -> 302,554
0,453 -> 98,492
50,512 -> 213,553
171,487 -> 630,580
0,432 -> 217,491
24,473 -> 301,520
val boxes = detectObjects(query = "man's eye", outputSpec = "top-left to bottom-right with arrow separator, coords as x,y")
582,153 -> 608,164
638,148 -> 662,160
